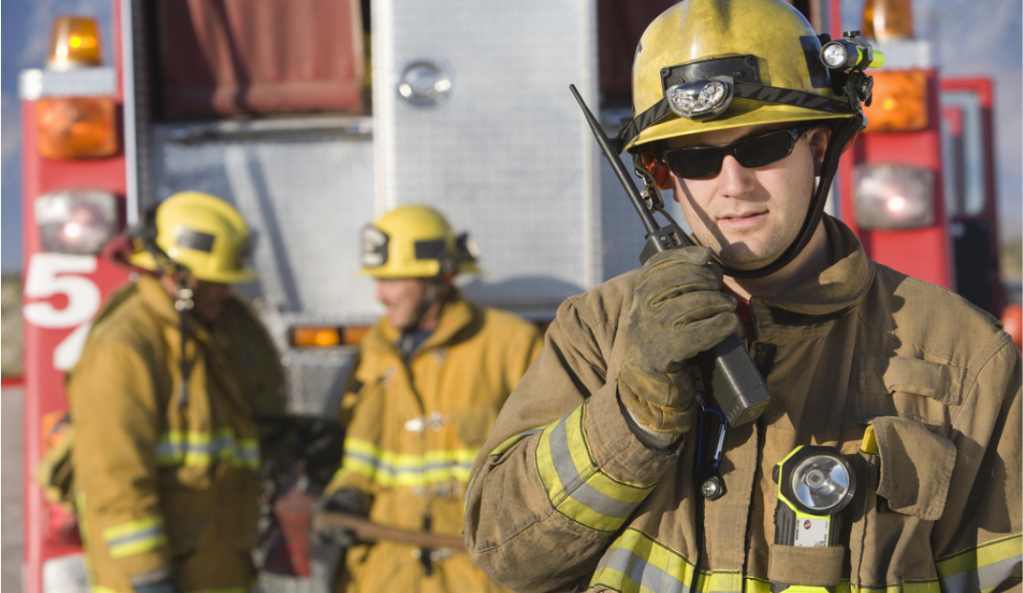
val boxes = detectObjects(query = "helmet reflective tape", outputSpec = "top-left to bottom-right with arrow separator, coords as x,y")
360,225 -> 389,268
413,238 -> 447,261
173,227 -> 215,252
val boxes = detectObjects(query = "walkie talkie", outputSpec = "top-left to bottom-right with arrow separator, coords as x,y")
569,84 -> 769,427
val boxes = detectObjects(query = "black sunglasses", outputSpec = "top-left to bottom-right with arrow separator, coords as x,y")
660,125 -> 813,180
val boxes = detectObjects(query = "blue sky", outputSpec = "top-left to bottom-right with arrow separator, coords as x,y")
2,1 -> 1020,273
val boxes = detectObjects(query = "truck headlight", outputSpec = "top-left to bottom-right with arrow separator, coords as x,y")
35,190 -> 119,254
853,164 -> 935,229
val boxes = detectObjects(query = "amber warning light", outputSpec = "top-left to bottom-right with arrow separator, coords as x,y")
290,326 -> 370,348
48,16 -> 102,69
35,16 -> 118,159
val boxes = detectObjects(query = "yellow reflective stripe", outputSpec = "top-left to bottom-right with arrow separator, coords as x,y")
102,516 -> 162,541
536,406 -> 654,532
591,528 -> 956,593
156,429 -> 260,469
102,516 -> 166,558
591,528 -> 698,592
695,569 -> 744,593
93,587 -> 248,593
340,438 -> 478,487
937,533 -> 1023,593
844,584 -> 942,593
108,535 -> 168,558
488,427 -> 543,457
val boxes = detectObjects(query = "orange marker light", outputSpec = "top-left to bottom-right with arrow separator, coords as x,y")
49,16 -> 102,68
863,0 -> 915,41
289,325 -> 371,348
291,327 -> 343,348
864,70 -> 929,132
36,96 -> 118,159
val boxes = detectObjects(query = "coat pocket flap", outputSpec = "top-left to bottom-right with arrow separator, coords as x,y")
872,416 -> 956,521
767,544 -> 844,586
881,356 -> 962,405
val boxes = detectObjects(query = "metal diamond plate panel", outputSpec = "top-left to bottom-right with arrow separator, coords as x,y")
373,0 -> 601,313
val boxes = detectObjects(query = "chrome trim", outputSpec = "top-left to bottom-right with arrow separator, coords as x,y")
18,68 -> 116,100
941,91 -> 986,216
120,0 -> 141,225
875,38 -> 934,70
160,116 -> 373,145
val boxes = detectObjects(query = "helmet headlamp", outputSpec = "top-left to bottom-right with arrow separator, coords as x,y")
820,31 -> 885,73
359,225 -> 389,268
665,78 -> 734,121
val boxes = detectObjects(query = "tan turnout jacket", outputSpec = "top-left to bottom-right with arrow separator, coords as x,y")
465,216 -> 1021,593
69,276 -> 285,593
327,296 -> 543,593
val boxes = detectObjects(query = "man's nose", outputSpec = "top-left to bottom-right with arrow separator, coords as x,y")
717,154 -> 756,197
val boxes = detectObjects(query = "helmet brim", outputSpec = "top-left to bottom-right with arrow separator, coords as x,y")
127,251 -> 255,284
628,101 -> 853,152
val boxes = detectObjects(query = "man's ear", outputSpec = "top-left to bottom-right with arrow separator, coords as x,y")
639,153 -> 674,190
809,126 -> 832,176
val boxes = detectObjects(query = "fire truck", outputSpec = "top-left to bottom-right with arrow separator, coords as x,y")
18,1 -> 1010,593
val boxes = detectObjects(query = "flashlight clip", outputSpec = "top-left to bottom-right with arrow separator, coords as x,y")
695,401 -> 728,500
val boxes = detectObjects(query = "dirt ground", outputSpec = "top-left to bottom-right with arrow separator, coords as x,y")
3,386 -> 24,592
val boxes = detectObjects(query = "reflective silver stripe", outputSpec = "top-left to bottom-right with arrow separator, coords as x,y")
344,450 -> 473,477
549,415 -> 584,488
106,526 -> 163,549
595,547 -> 691,593
941,555 -> 1023,593
549,416 -> 638,520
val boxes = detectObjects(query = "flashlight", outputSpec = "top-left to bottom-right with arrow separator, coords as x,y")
773,445 -> 856,547
820,31 -> 885,72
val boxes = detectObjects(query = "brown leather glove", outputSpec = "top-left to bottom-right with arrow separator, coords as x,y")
619,247 -> 739,441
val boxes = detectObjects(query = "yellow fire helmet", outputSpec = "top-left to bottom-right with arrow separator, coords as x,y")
622,0 -> 866,152
129,191 -> 255,284
619,0 -> 876,278
360,204 -> 480,279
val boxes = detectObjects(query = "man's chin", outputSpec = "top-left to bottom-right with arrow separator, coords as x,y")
716,245 -> 779,272
386,313 -> 413,331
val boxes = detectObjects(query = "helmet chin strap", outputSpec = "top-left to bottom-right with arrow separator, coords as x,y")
402,279 -> 451,334
723,116 -> 862,279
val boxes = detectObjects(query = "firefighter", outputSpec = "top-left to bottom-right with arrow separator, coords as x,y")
68,191 -> 286,593
319,204 -> 543,593
464,1 -> 1021,591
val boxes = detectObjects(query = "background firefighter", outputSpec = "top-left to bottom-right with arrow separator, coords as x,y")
67,191 -> 287,593
319,204 -> 543,593
464,1 -> 1021,591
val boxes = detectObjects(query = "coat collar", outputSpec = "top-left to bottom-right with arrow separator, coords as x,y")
754,215 -> 874,318
365,294 -> 479,357
136,275 -> 212,342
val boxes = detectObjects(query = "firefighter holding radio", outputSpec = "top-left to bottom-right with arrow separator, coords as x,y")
319,204 -> 542,593
464,1 -> 1021,591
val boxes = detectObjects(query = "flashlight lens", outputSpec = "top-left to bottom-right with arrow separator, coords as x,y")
791,454 -> 852,513
822,44 -> 850,68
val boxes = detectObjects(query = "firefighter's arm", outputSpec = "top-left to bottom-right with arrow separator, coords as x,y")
69,338 -> 171,586
932,335 -> 1022,589
464,291 -> 680,593
324,363 -> 384,499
